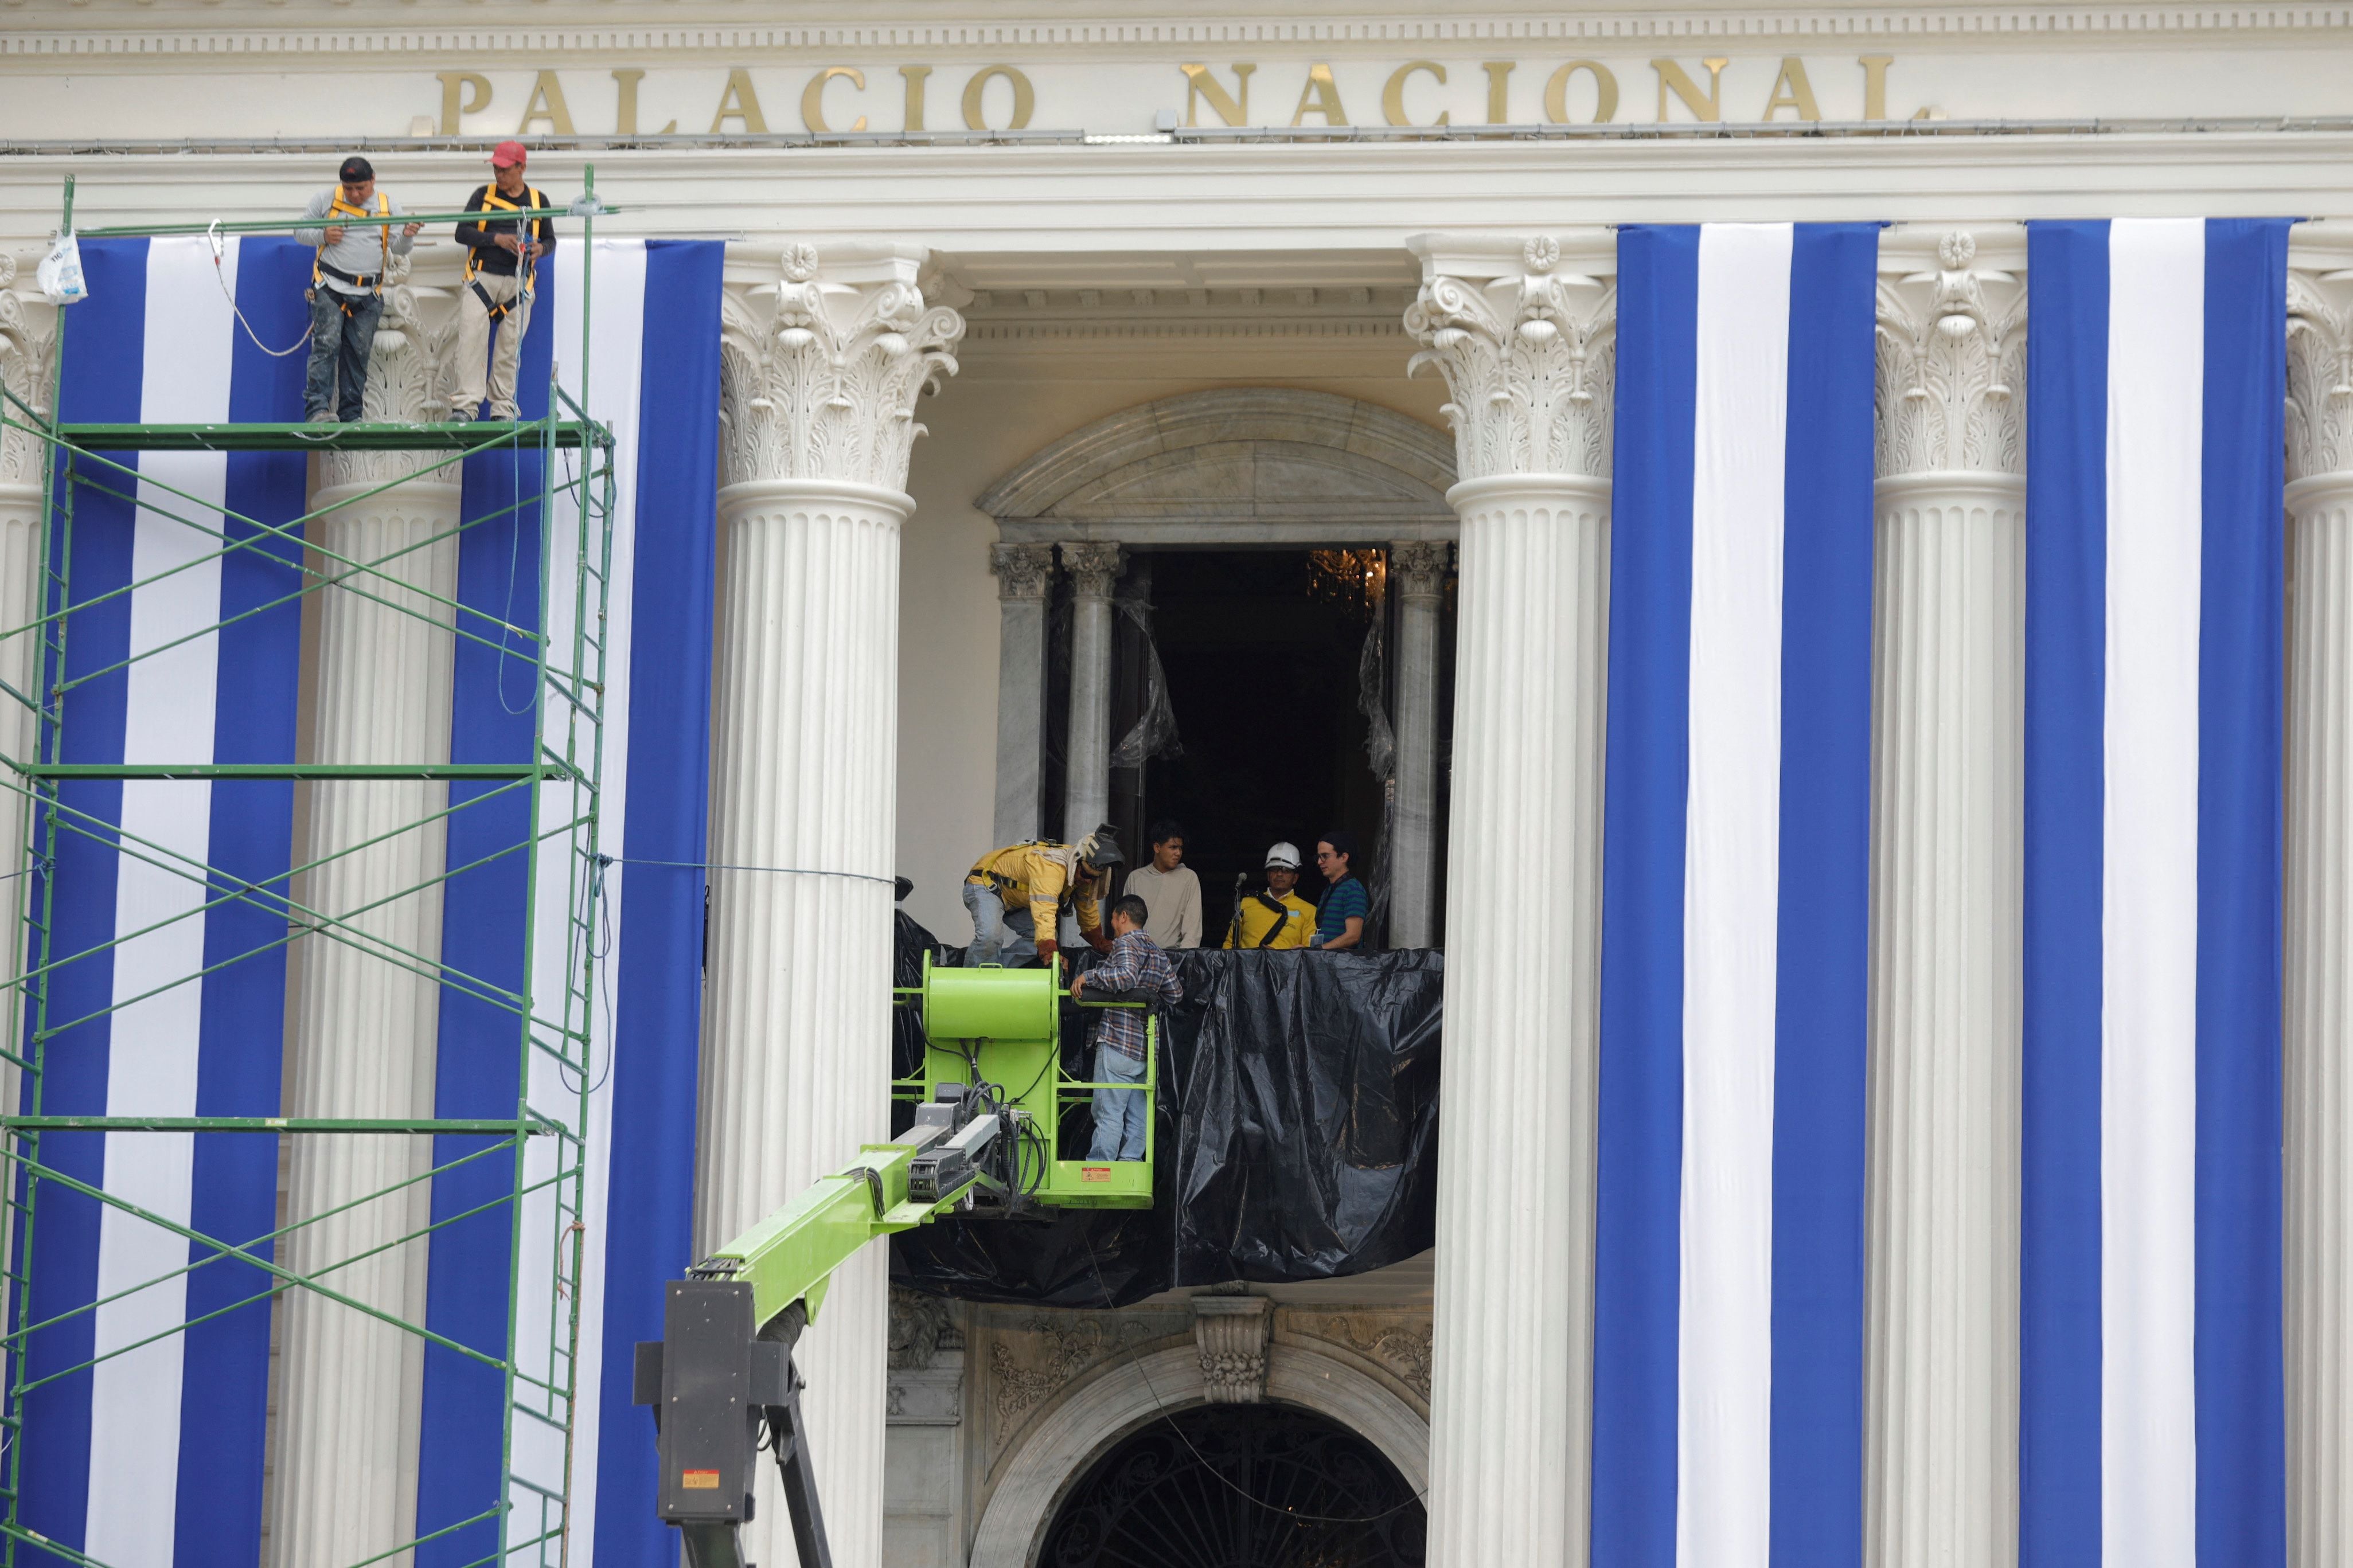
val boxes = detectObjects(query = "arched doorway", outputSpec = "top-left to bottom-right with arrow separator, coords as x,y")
1035,1403 -> 1427,1568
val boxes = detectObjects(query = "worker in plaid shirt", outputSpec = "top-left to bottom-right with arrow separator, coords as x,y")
1070,893 -> 1183,1161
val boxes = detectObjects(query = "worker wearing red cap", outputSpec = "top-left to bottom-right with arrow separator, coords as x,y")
448,140 -> 557,423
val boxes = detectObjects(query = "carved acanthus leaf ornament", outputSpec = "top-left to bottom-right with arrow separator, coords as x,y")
2288,269 -> 2353,482
720,244 -> 965,491
321,257 -> 459,490
0,255 -> 57,490
989,542 -> 1056,601
1060,541 -> 1123,600
1874,231 -> 2026,479
1405,236 -> 1616,483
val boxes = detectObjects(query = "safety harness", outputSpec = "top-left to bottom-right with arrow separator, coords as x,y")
311,190 -> 391,318
463,183 -> 546,323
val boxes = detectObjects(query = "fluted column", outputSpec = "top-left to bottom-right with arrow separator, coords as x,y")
1387,541 -> 1447,948
2286,268 -> 2353,1568
1406,232 -> 1613,1568
704,243 -> 962,1568
1059,541 -> 1122,843
1864,232 -> 2027,1568
0,262 -> 51,1121
271,277 -> 458,1568
990,542 -> 1056,845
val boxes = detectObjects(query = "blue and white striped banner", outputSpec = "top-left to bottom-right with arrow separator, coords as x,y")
2019,218 -> 2288,1568
14,234 -> 717,1567
1591,222 -> 1878,1568
412,238 -> 721,1567
19,235 -> 311,1567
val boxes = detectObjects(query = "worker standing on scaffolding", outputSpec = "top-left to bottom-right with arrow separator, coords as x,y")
448,141 -> 557,423
296,155 -> 422,424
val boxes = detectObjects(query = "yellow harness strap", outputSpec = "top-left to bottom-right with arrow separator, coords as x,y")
462,185 -> 546,303
312,191 -> 390,315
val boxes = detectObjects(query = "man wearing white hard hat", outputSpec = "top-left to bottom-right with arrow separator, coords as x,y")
1222,842 -> 1315,951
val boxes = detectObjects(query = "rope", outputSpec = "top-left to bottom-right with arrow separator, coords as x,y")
208,221 -> 311,359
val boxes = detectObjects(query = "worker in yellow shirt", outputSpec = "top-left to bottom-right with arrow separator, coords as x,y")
963,824 -> 1125,968
1222,842 -> 1316,951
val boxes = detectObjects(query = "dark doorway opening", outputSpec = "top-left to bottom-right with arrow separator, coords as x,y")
1037,1402 -> 1427,1568
1115,550 -> 1391,948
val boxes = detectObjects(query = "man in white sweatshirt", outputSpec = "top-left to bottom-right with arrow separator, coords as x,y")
296,156 -> 421,423
1121,819 -> 1202,949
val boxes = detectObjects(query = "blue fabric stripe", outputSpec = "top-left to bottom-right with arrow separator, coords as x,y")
2192,216 -> 2289,1568
18,238 -> 147,1565
416,257 -> 557,1567
2019,219 -> 2111,1568
1767,222 -> 1876,1568
1591,221 -> 1699,1568
591,240 -> 721,1566
171,237 -> 310,1567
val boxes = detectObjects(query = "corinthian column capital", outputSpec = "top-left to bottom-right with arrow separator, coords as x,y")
0,258 -> 56,492
2289,268 -> 2353,484
719,243 -> 966,493
1404,232 -> 1616,486
989,542 -> 1056,601
1060,541 -> 1123,600
322,264 -> 451,492
1875,230 -> 2027,480
1388,540 -> 1449,603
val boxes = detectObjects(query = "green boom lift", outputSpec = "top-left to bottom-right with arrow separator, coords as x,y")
633,956 -> 1158,1568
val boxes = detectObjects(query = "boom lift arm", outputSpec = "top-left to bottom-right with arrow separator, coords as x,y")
635,959 -> 1156,1568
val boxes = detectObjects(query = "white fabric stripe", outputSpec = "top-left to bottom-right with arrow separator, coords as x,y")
2100,217 -> 2204,1568
518,241 -> 647,1565
85,235 -> 238,1565
1677,221 -> 1793,1568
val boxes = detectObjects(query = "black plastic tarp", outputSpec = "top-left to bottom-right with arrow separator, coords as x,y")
889,912 -> 1442,1307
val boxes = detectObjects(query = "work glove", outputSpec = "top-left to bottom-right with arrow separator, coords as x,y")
1034,937 -> 1059,967
1086,930 -> 1113,955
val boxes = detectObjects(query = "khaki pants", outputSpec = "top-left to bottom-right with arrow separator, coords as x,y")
450,271 -> 532,419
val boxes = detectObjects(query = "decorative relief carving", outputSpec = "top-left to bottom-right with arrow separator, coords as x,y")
320,261 -> 458,492
1388,540 -> 1449,602
1406,236 -> 1616,484
719,245 -> 964,492
889,1287 -> 963,1370
888,1289 -> 967,1428
2288,269 -> 2353,482
1874,230 -> 2026,479
981,1310 -> 1179,1442
0,255 -> 56,491
1191,1295 -> 1271,1404
1287,1310 -> 1434,1402
989,541 -> 1057,601
1060,541 -> 1123,600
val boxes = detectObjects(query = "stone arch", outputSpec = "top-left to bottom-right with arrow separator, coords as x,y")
968,1340 -> 1430,1568
977,387 -> 1458,543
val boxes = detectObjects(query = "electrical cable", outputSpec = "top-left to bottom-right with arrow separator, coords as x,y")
606,854 -> 898,887
207,220 -> 313,359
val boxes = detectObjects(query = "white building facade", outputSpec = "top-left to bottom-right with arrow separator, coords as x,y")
5,3 -> 2353,1566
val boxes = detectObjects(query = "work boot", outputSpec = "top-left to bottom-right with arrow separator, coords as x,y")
445,405 -> 477,424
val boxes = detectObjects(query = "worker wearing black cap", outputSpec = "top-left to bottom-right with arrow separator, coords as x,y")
296,156 -> 421,424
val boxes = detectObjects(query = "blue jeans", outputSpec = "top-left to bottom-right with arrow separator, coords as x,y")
1087,1043 -> 1149,1162
963,881 -> 1036,967
303,288 -> 382,421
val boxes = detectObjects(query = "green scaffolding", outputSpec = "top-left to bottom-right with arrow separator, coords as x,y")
0,175 -> 619,1567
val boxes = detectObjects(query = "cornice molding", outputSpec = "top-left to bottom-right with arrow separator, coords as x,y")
2,6 -> 2348,57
